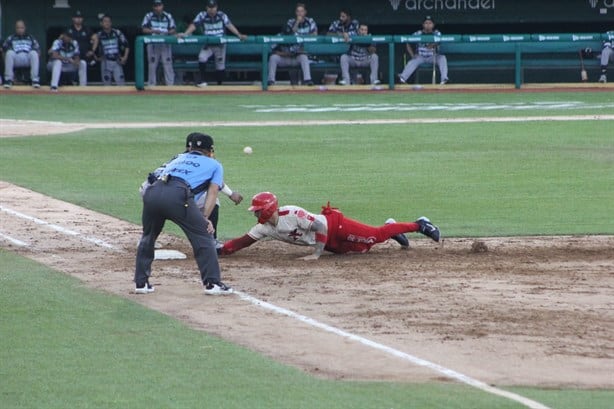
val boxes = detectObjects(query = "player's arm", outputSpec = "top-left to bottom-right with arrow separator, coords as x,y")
300,218 -> 327,261
120,35 -> 130,65
179,23 -> 197,37
218,233 -> 257,255
405,42 -> 415,58
221,183 -> 243,205
202,182 -> 220,234
226,23 -> 247,40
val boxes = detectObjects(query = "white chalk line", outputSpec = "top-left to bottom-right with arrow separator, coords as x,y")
0,206 -> 117,250
0,231 -> 29,247
235,290 -> 552,409
69,114 -> 614,128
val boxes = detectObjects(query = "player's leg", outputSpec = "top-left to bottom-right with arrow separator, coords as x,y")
48,60 -> 62,88
369,53 -> 380,84
147,43 -> 159,86
437,54 -> 448,84
297,54 -> 313,84
599,47 -> 612,82
197,47 -> 213,86
78,60 -> 87,86
101,60 -> 112,85
339,54 -> 351,84
267,53 -> 281,83
399,55 -> 425,82
114,61 -> 126,85
4,50 -> 16,84
213,45 -> 226,85
28,50 -> 40,85
161,44 -> 175,85
209,204 -> 219,240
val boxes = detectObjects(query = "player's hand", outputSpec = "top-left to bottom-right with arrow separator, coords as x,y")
229,192 -> 243,205
238,34 -> 248,41
176,32 -> 187,38
342,32 -> 350,42
206,219 -> 215,234
299,254 -> 320,261
119,56 -> 127,65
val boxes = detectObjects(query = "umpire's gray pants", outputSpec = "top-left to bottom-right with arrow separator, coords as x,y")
135,179 -> 221,286
400,54 -> 448,82
340,54 -> 379,84
199,45 -> 226,70
101,59 -> 125,85
268,54 -> 312,82
601,47 -> 613,66
4,50 -> 40,82
47,59 -> 87,87
147,43 -> 174,86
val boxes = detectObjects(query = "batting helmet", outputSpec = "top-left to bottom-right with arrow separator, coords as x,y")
248,192 -> 278,224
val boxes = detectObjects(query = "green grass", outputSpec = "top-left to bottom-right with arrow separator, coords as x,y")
1,93 -> 612,408
0,250 -> 529,409
1,91 -> 613,122
0,120 -> 612,238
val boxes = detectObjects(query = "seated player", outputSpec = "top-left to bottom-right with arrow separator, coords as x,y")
219,192 -> 440,260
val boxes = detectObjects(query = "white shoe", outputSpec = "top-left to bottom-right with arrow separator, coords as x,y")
338,80 -> 348,85
440,78 -> 449,85
372,80 -> 381,85
196,82 -> 208,87
598,75 -> 607,83
204,281 -> 234,295
32,82 -> 40,89
398,74 -> 407,84
135,281 -> 155,294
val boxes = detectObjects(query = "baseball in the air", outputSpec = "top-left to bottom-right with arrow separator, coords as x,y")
243,146 -> 253,155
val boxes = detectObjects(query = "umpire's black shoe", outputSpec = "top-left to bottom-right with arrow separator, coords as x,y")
204,280 -> 234,295
135,280 -> 155,294
416,217 -> 440,242
385,218 -> 410,249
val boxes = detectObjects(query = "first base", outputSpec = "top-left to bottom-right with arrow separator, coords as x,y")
154,249 -> 187,260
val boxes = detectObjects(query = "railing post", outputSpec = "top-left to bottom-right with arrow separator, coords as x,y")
135,36 -> 145,90
388,39 -> 395,90
514,43 -> 521,89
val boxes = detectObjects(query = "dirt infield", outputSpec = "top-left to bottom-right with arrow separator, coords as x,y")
1,181 -> 613,389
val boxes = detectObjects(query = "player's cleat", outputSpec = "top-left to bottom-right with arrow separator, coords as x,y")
385,218 -> 409,249
338,80 -> 348,85
135,280 -> 155,294
50,86 -> 58,93
372,79 -> 381,85
4,80 -> 13,89
196,82 -> 208,87
440,78 -> 449,85
598,75 -> 607,83
204,280 -> 234,295
304,80 -> 314,86
32,82 -> 40,89
416,216 -> 440,242
398,74 -> 407,84
267,80 -> 275,86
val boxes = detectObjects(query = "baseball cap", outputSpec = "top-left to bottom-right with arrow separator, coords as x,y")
188,133 -> 215,151
62,29 -> 74,38
423,15 -> 434,23
206,0 -> 218,8
73,10 -> 83,17
153,0 -> 163,5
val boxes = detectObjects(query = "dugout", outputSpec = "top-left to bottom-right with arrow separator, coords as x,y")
1,0 -> 611,84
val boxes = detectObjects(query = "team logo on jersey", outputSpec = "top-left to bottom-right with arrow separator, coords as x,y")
347,234 -> 376,244
288,229 -> 303,241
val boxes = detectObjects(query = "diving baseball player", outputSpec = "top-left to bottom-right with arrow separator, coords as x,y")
135,133 -> 233,295
599,31 -> 613,83
142,0 -> 176,86
47,30 -> 87,91
92,15 -> 130,85
398,15 -> 449,85
219,192 -> 440,260
178,0 -> 247,87
2,20 -> 40,88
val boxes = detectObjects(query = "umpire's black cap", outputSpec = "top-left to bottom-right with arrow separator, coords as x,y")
188,133 -> 214,151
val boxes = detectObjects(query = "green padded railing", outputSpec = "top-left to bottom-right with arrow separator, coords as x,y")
134,33 -> 611,90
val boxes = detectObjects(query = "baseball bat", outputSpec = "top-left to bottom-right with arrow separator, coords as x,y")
432,47 -> 437,85
579,50 -> 588,82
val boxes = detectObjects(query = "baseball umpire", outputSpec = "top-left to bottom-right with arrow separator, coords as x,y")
219,192 -> 440,260
134,132 -> 233,295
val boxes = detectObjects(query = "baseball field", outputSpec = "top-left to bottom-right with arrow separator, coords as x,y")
0,88 -> 613,409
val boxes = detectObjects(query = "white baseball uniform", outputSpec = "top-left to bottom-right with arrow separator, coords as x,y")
247,205 -> 327,247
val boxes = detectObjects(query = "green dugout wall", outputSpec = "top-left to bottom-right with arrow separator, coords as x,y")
1,0 -> 611,83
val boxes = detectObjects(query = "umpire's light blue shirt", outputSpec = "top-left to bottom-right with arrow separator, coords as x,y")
163,151 -> 224,202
